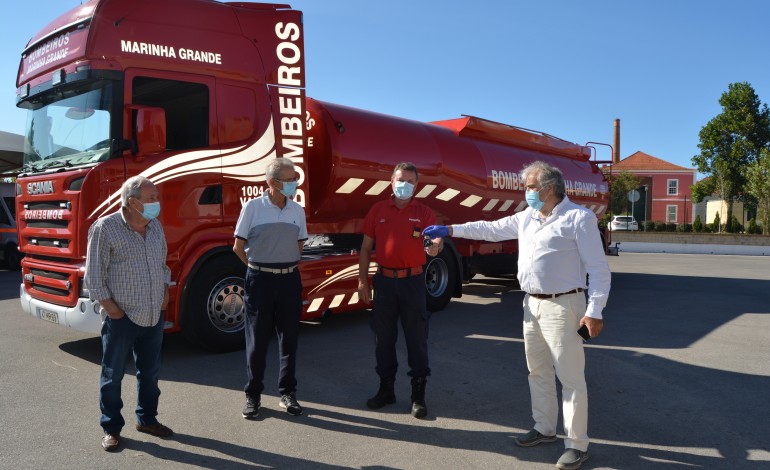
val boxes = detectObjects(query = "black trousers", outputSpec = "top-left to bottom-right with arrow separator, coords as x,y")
243,268 -> 302,397
370,273 -> 431,378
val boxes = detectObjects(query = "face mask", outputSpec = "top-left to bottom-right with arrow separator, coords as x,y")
525,189 -> 545,211
279,181 -> 298,198
140,201 -> 161,220
394,181 -> 415,200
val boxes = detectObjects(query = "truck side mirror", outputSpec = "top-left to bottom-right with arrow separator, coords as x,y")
126,105 -> 167,157
135,107 -> 166,156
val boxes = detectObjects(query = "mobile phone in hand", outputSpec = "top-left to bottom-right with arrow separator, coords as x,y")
577,324 -> 591,341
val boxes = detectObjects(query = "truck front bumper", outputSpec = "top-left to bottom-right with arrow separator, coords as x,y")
20,283 -> 102,335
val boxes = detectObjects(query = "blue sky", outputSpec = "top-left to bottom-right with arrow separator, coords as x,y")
3,0 -> 769,176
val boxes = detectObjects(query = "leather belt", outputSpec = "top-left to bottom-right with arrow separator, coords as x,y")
378,266 -> 423,278
528,288 -> 584,299
248,263 -> 297,274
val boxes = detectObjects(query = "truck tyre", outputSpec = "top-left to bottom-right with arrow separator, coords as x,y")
5,245 -> 21,271
425,248 -> 458,312
182,255 -> 246,352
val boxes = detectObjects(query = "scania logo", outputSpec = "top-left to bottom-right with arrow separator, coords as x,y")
27,180 -> 54,195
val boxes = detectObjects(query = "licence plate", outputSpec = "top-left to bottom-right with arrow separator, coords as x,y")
39,309 -> 59,324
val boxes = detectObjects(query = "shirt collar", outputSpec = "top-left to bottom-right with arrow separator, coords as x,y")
388,195 -> 415,209
119,207 -> 153,231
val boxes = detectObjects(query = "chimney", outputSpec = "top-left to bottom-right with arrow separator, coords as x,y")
613,119 -> 620,164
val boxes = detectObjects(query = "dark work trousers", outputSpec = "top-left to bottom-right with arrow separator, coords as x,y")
243,267 -> 303,398
370,272 -> 431,379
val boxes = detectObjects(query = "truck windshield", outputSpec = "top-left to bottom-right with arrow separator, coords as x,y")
22,82 -> 112,172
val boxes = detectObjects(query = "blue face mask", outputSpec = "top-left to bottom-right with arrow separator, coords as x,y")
394,181 -> 415,200
140,201 -> 161,220
525,189 -> 545,211
279,181 -> 298,198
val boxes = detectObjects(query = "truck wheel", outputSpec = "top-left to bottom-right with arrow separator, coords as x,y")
183,255 -> 246,352
425,249 -> 458,312
5,245 -> 21,271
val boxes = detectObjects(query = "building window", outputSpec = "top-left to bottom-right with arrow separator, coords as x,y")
667,205 -> 678,223
667,179 -> 678,195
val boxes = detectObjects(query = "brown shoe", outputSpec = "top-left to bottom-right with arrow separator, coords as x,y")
135,422 -> 173,438
101,433 -> 121,451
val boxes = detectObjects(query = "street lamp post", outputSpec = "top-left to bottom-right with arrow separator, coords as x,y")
643,185 -> 648,231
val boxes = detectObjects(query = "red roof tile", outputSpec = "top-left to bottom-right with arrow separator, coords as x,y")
609,151 -> 693,171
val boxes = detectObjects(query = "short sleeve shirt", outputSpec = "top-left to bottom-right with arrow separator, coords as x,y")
362,197 -> 436,268
234,192 -> 308,266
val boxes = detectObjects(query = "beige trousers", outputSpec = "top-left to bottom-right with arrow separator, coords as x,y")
523,292 -> 589,451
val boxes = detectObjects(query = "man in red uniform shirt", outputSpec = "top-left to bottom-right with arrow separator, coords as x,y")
358,162 -> 440,419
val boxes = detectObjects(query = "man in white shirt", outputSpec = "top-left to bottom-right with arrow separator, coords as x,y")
423,161 -> 610,470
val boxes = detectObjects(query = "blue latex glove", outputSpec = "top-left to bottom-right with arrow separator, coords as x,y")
423,225 -> 450,238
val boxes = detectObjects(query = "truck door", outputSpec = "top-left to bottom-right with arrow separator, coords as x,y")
123,69 -> 220,262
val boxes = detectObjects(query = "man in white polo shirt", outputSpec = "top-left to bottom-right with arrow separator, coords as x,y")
233,158 -> 308,419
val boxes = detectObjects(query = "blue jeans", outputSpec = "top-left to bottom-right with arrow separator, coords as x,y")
99,315 -> 164,434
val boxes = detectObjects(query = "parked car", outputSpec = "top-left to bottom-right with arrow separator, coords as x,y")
0,182 -> 21,270
608,215 -> 639,231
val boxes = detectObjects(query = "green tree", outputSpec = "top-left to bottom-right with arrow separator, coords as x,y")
692,82 -> 770,223
745,148 -> 770,234
693,214 -> 703,232
602,170 -> 642,217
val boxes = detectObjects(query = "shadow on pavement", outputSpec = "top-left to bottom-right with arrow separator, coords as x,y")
56,269 -> 770,467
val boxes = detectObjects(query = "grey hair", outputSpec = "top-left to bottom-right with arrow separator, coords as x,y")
392,162 -> 419,180
121,175 -> 153,207
521,161 -> 565,198
266,158 -> 296,183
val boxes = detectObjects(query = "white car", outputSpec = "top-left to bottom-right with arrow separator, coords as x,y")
608,215 -> 639,231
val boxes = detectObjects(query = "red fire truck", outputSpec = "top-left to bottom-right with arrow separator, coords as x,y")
15,0 -> 610,352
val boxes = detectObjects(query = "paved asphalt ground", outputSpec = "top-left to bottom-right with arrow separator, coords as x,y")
1,253 -> 769,469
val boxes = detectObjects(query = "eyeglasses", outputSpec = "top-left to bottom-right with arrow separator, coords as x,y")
275,177 -> 299,183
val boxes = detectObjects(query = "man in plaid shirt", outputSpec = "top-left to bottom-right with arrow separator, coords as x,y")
85,175 -> 172,452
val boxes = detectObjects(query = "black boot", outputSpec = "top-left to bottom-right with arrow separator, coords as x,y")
410,377 -> 428,419
367,376 -> 396,409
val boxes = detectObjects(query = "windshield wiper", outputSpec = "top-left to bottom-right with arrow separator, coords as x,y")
41,159 -> 74,170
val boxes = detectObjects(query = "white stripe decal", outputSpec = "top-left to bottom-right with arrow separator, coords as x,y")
483,199 -> 499,211
366,181 -> 391,195
329,294 -> 345,309
307,298 -> 324,313
308,262 -> 377,294
498,200 -> 514,211
514,201 -> 527,212
336,178 -> 364,194
596,205 -> 606,214
588,205 -> 597,213
88,118 -> 275,219
436,188 -> 460,201
460,195 -> 482,207
349,292 -> 360,304
415,185 -> 436,198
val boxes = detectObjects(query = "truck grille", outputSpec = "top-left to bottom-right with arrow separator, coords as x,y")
19,199 -> 74,258
25,264 -> 79,306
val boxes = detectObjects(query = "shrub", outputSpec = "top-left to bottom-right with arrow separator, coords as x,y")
748,218 -> 761,234
644,221 -> 656,232
676,223 -> 693,232
666,222 -> 677,232
654,221 -> 666,232
728,215 -> 743,233
693,215 -> 703,232
712,212 -> 721,232
600,213 -> 611,230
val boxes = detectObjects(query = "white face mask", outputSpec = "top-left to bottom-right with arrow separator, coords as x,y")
394,181 -> 415,200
